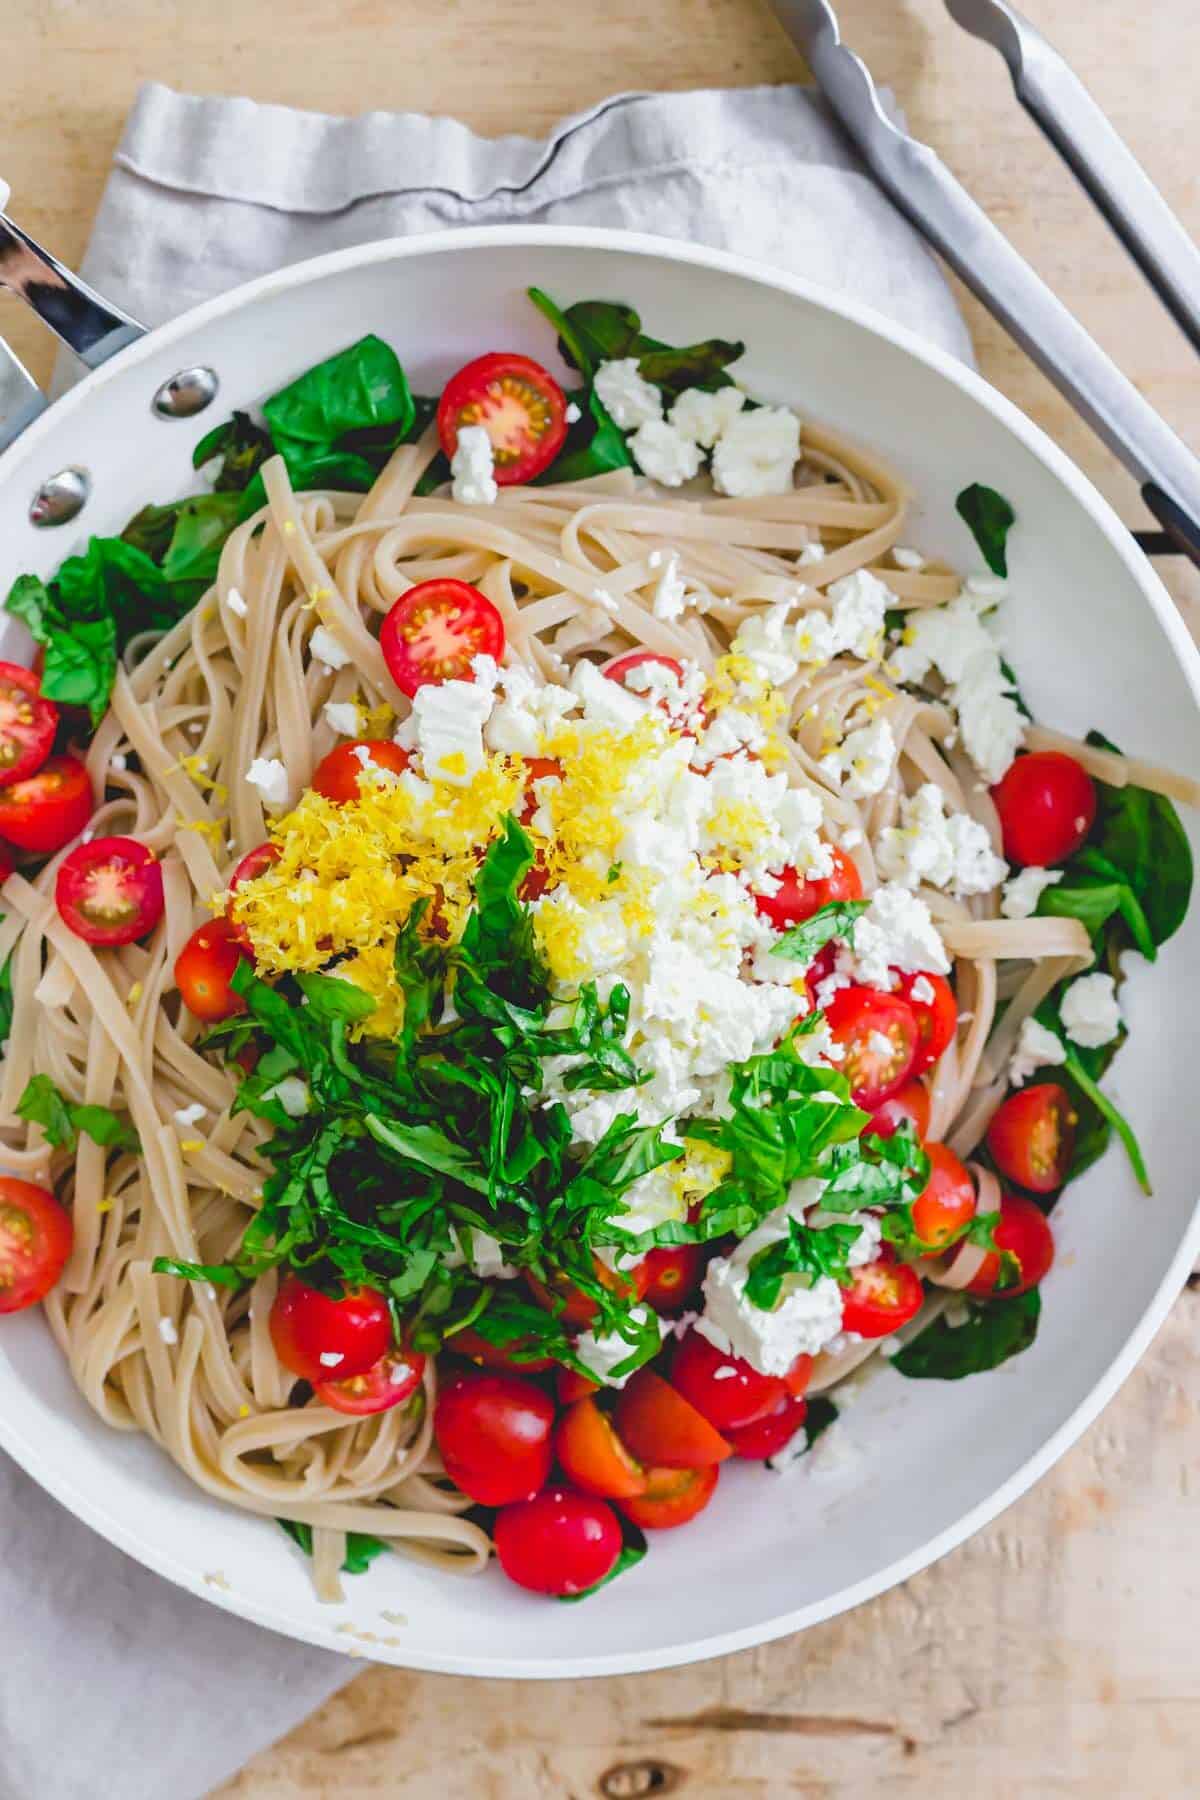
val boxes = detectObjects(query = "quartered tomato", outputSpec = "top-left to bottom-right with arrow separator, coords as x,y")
618,1461 -> 719,1531
987,1083 -> 1076,1194
433,1370 -> 555,1507
911,1143 -> 977,1249
640,1242 -> 706,1312
0,662 -> 57,789
991,751 -> 1097,867
754,845 -> 863,933
438,351 -> 568,486
55,837 -> 164,946
669,1328 -> 787,1431
966,1191 -> 1055,1298
825,985 -> 919,1108
380,579 -> 506,697
602,651 -> 685,689
449,1326 -> 555,1375
840,1250 -> 924,1338
314,1346 -> 425,1416
268,1276 -> 392,1384
175,918 -> 250,1021
494,1485 -> 622,1595
614,1368 -> 732,1469
555,1396 -> 648,1499
893,971 -> 957,1077
0,1176 -> 73,1313
557,1367 -> 600,1405
725,1393 -> 808,1460
526,1255 -> 651,1330
0,754 -> 92,853
311,740 -> 410,803
865,1078 -> 932,1143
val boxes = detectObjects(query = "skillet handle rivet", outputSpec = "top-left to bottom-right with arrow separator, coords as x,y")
152,366 -> 219,419
29,465 -> 90,527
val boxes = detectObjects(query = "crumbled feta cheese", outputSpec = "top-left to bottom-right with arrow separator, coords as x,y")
889,591 -> 1025,781
820,714 -> 896,800
309,625 -> 351,670
261,1076 -> 312,1117
245,757 -> 289,808
226,586 -> 248,618
954,653 -> 1026,785
570,658 -> 649,727
319,1351 -> 344,1369
826,569 -> 890,659
483,662 -> 579,756
892,546 -> 925,571
669,384 -> 746,447
966,573 -> 1008,599
574,1308 -> 667,1388
1009,1016 -> 1067,1087
711,405 -> 801,497
1060,972 -> 1121,1048
698,1252 -> 844,1374
1001,864 -> 1063,919
651,552 -> 689,622
172,1103 -> 206,1129
450,424 -> 498,505
806,1421 -> 860,1476
875,783 -> 1007,897
411,676 -> 494,785
733,601 -> 802,686
565,401 -> 581,423
849,883 -> 950,984
322,700 -> 361,737
908,974 -> 936,1006
465,1230 -> 518,1281
629,418 -> 704,486
594,358 -> 663,430
110,753 -> 127,771
798,541 -> 826,565
157,1317 -> 179,1345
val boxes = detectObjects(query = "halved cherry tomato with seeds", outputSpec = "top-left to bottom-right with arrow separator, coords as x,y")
670,1328 -> 786,1431
754,845 -> 863,933
894,971 -> 957,1077
0,662 -> 57,789
966,1191 -> 1055,1298
0,1176 -> 73,1313
494,1485 -> 622,1595
825,985 -> 919,1108
911,1143 -> 977,1249
526,1255 -> 651,1330
175,918 -> 251,1021
619,1461 -> 719,1531
380,579 -> 506,697
991,751 -> 1096,867
438,352 -> 568,486
640,1242 -> 706,1312
987,1084 -> 1076,1195
865,1079 -> 932,1143
269,1276 -> 392,1385
314,1346 -> 425,1416
614,1368 -> 732,1469
555,1396 -> 648,1499
725,1393 -> 809,1460
311,740 -> 410,803
0,754 -> 92,853
839,1249 -> 924,1338
434,1370 -> 555,1507
56,837 -> 164,945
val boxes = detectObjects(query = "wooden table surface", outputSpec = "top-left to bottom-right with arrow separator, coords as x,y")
8,1 -> 1200,1793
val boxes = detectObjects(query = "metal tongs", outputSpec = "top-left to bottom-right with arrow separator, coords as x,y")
770,0 -> 1200,567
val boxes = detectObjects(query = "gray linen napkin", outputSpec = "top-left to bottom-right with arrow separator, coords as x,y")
3,80 -> 969,1800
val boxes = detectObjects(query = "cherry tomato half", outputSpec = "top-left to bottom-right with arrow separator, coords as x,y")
450,1326 -> 556,1375
438,352 -> 568,486
986,1083 -> 1077,1195
311,740 -> 410,804
526,1255 -> 651,1330
640,1242 -> 706,1313
911,1142 -> 977,1249
434,1370 -> 555,1507
754,845 -> 863,933
618,1462 -> 719,1531
614,1368 -> 732,1469
175,918 -> 250,1022
313,1346 -> 425,1416
380,579 -> 506,698
670,1328 -> 786,1431
894,971 -> 958,1077
0,754 -> 92,854
839,1250 -> 924,1338
865,1079 -> 932,1143
557,1366 -> 600,1404
602,651 -> 685,689
555,1396 -> 648,1499
268,1276 -> 392,1384
725,1393 -> 809,1460
0,1176 -> 73,1313
0,662 -> 57,789
991,751 -> 1097,867
55,836 -> 164,946
825,985 -> 919,1108
494,1485 -> 623,1596
966,1192 -> 1055,1298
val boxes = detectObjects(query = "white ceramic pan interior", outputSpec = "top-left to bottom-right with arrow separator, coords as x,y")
0,228 -> 1197,1676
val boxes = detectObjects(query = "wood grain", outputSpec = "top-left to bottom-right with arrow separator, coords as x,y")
7,0 -> 1199,1792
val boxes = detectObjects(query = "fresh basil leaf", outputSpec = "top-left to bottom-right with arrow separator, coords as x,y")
744,1216 -> 861,1310
277,1518 -> 390,1575
892,1289 -> 1041,1379
637,338 -> 745,396
955,482 -> 1015,576
1061,1043 -> 1150,1195
365,1115 -> 491,1193
770,900 -> 868,966
16,1074 -> 138,1153
295,970 -> 378,1025
0,950 -> 12,1053
151,1255 -> 245,1289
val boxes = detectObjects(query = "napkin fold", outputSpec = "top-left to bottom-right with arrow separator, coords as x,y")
5,78 -> 968,1800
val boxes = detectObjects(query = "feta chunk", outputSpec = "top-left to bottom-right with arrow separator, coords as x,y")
820,714 -> 896,800
309,625 -> 351,670
322,700 -> 361,737
245,757 -> 289,809
629,418 -> 704,486
849,883 -> 950,984
698,1252 -> 844,1374
889,591 -> 1025,782
226,587 -> 248,618
1060,972 -> 1121,1048
172,1103 -> 206,1129
711,405 -> 801,497
651,552 -> 689,622
733,601 -> 802,686
570,657 -> 649,727
411,677 -> 493,785
826,569 -> 890,659
465,1229 -> 517,1281
669,384 -> 746,447
574,1307 -> 667,1388
876,783 -> 1007,897
450,424 -> 498,505
1002,865 -> 1063,920
594,358 -> 663,430
261,1076 -> 311,1117
484,662 -> 580,755
1009,1016 -> 1067,1087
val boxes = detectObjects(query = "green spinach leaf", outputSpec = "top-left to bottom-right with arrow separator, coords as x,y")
955,482 -> 1015,576
892,1289 -> 1041,1379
